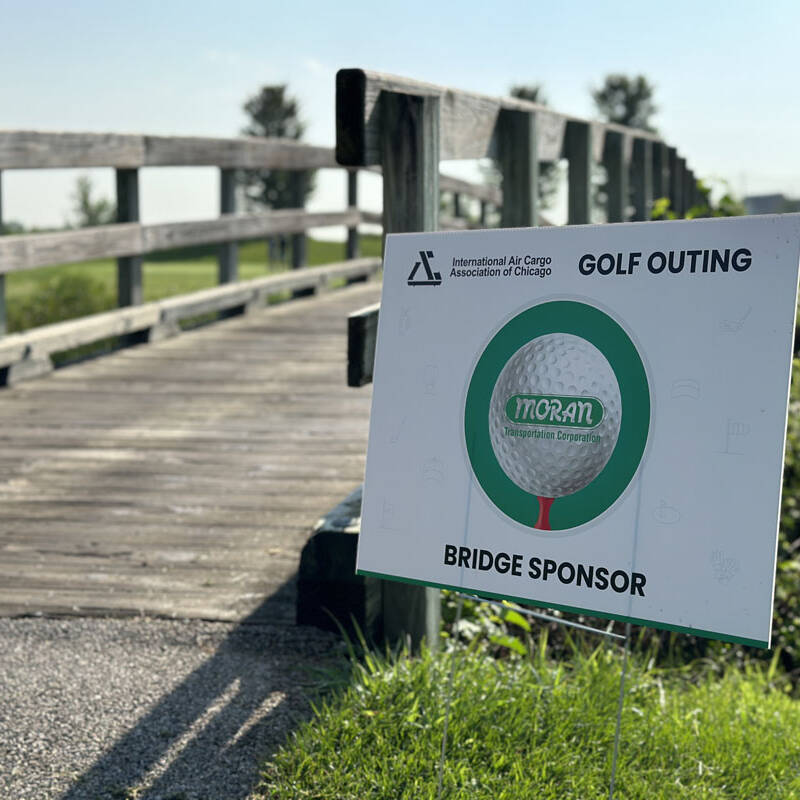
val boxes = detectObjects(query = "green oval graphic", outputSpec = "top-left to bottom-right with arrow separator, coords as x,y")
504,394 -> 604,428
464,300 -> 650,531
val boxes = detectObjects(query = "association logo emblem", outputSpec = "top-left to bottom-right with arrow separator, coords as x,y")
464,300 -> 650,532
407,250 -> 441,286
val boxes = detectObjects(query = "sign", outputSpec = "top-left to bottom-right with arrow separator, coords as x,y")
357,215 -> 800,648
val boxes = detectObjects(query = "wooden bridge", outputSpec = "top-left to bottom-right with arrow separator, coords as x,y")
0,70 -> 699,633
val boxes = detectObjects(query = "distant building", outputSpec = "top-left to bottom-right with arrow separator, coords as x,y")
744,194 -> 800,215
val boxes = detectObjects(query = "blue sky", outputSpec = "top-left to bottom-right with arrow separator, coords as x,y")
2,0 -> 798,228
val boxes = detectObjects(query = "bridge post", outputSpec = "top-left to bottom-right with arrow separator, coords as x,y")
652,142 -> 669,206
565,121 -> 593,225
604,131 -> 632,223
291,170 -> 311,297
346,170 -> 360,260
498,109 -> 539,228
631,138 -> 653,222
218,168 -> 238,283
684,168 -> 696,215
116,168 -> 143,307
380,89 -> 442,651
668,148 -> 682,218
0,169 -> 5,335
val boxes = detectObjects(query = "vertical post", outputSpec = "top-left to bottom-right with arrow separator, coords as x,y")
603,132 -> 631,223
631,139 -> 653,222
116,168 -> 142,307
683,168 -> 695,216
380,90 -> 442,650
498,109 -> 539,228
0,169 -> 5,336
652,143 -> 669,206
218,168 -> 238,283
565,121 -> 592,225
668,148 -> 682,219
291,170 -> 311,297
291,170 -> 308,270
346,169 -> 360,260
452,192 -> 462,219
479,200 -> 488,227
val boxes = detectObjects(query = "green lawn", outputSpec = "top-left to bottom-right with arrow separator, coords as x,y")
257,641 -> 800,799
5,236 -> 383,333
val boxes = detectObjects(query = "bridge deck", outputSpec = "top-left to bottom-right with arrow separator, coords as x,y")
0,283 -> 380,624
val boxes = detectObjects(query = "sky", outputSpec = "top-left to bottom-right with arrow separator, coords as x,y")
1,0 -> 798,233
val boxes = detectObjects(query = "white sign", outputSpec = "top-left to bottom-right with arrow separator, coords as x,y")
357,215 -> 800,648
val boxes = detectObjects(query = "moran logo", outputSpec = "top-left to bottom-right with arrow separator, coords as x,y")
505,394 -> 604,429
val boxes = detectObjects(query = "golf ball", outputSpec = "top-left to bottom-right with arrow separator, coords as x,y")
489,333 -> 621,498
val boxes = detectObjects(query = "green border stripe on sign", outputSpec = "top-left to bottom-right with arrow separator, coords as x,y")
356,569 -> 769,650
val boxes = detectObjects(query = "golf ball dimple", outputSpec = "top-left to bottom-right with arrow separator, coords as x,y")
489,333 -> 621,498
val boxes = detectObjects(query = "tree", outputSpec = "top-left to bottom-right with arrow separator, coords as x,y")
239,85 -> 314,211
71,175 -> 115,227
591,74 -> 657,132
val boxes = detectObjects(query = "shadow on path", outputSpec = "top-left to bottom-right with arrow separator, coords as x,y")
59,579 -> 346,800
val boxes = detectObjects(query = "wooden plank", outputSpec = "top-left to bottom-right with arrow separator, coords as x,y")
0,131 -> 144,169
347,303 -> 379,386
565,121 -> 593,225
218,168 -> 237,283
631,138 -> 653,222
379,89 -> 441,649
603,131 -> 632,223
381,91 -> 440,233
0,131 -> 336,170
497,110 -> 538,228
116,168 -> 142,306
438,174 -> 502,206
335,68 -> 659,167
0,169 -> 5,335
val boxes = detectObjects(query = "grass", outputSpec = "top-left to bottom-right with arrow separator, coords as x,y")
5,235 -> 383,330
256,638 -> 800,799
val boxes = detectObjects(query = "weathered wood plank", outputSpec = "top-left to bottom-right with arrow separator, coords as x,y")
565,121 -> 593,225
631,138 -> 653,222
0,210 -> 362,273
0,131 -> 144,168
603,132 -> 632,223
498,110 -> 538,228
0,283 -> 382,622
335,68 -> 660,166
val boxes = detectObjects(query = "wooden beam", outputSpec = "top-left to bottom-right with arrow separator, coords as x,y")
498,109 -> 538,228
603,132 -> 632,223
631,138 -> 653,222
565,121 -> 593,225
0,210 -> 361,274
379,88 -> 441,649
218,168 -> 237,283
438,174 -> 502,206
336,68 -> 656,167
116,168 -> 142,307
0,169 -> 5,336
0,131 -> 337,170
381,91 -> 440,234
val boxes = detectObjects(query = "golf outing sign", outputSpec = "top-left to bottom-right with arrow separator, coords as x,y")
357,215 -> 800,648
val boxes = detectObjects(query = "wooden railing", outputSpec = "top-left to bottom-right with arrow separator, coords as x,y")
335,69 -> 701,647
0,130 -> 498,384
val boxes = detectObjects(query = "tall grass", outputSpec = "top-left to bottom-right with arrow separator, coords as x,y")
257,637 -> 800,799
